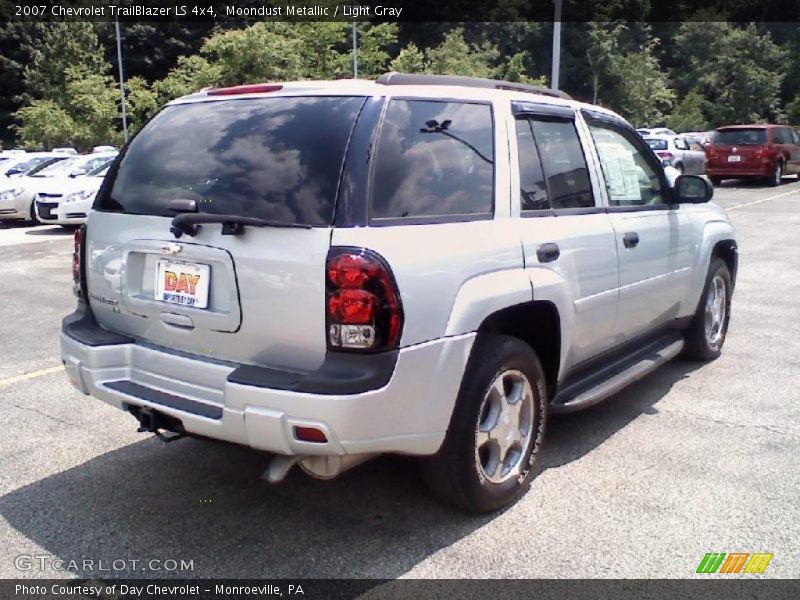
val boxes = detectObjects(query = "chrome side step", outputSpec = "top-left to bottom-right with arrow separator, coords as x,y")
551,336 -> 684,414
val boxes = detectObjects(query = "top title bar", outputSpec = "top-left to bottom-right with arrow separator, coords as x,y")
2,0 -> 799,22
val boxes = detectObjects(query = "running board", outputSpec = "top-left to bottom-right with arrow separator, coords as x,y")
551,334 -> 684,414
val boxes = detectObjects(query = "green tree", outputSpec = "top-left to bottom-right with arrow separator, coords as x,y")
425,28 -> 499,78
125,76 -> 159,134
667,90 -> 709,132
390,43 -> 426,73
14,100 -> 77,149
585,22 -> 626,104
24,23 -> 108,104
0,23 -> 49,144
613,40 -> 675,126
674,22 -> 786,125
152,55 -> 221,104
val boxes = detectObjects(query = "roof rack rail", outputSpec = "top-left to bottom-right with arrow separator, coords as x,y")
375,72 -> 572,100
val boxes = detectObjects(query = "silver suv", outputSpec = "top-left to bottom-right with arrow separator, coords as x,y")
61,74 -> 737,512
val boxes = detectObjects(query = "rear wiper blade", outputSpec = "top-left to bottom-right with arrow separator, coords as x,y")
170,213 -> 312,238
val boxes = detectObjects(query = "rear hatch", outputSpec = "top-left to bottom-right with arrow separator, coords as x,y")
87,93 -> 367,371
709,127 -> 768,168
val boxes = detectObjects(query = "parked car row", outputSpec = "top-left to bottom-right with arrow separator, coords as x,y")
0,149 -> 116,227
637,123 -> 800,186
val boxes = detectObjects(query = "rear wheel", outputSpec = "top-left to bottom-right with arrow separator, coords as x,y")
709,176 -> 722,186
421,335 -> 547,513
674,162 -> 685,174
682,258 -> 732,361
768,161 -> 783,187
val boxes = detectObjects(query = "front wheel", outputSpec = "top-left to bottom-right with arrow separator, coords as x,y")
682,258 -> 732,360
421,335 -> 548,513
28,202 -> 40,225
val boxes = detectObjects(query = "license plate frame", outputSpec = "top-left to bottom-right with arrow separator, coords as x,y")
154,259 -> 211,309
727,155 -> 741,162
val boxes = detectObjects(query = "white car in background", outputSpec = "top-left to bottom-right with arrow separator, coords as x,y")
0,152 -> 116,224
1,152 -> 65,179
637,127 -> 677,137
35,162 -> 111,228
643,135 -> 707,174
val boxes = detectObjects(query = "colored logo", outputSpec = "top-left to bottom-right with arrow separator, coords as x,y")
696,552 -> 773,574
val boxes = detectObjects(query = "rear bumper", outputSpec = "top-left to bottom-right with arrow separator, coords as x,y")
61,309 -> 474,457
706,163 -> 772,178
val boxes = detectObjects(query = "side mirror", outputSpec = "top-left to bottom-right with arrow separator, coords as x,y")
69,168 -> 87,178
5,168 -> 21,177
674,174 -> 713,203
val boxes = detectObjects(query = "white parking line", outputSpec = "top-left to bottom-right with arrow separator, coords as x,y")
0,366 -> 63,387
727,187 -> 800,211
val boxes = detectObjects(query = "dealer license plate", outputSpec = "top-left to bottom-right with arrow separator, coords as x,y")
154,259 -> 210,308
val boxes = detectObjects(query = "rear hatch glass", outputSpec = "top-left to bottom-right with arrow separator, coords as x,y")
644,138 -> 668,151
87,95 -> 365,372
97,96 -> 366,224
713,129 -> 767,146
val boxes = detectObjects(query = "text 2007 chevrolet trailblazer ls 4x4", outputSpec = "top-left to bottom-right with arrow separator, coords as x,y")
61,74 -> 737,512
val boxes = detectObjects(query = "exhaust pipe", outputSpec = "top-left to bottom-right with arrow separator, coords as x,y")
299,454 -> 377,480
263,453 -> 378,483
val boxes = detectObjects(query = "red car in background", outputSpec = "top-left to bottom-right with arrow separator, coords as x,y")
706,124 -> 800,186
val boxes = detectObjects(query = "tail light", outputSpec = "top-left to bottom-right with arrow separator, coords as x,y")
706,146 -> 717,159
754,147 -> 765,158
657,151 -> 674,160
72,225 -> 86,298
326,248 -> 403,352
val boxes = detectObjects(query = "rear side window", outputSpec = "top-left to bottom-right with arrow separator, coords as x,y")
518,117 -> 594,210
97,96 -> 366,226
714,129 -> 767,146
370,99 -> 494,220
515,120 -> 549,211
773,127 -> 794,144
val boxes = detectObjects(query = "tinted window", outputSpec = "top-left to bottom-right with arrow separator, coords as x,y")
515,119 -> 548,211
371,100 -> 494,219
688,140 -> 705,152
674,137 -> 689,150
588,123 -> 665,207
644,138 -> 668,150
714,129 -> 767,146
11,156 -> 61,175
98,96 -> 366,225
774,127 -> 794,144
529,118 -> 593,209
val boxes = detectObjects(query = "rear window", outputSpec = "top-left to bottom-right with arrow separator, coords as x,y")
370,99 -> 494,220
714,129 -> 767,146
98,96 -> 366,226
644,138 -> 668,151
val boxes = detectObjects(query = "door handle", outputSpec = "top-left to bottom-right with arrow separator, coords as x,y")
537,242 -> 560,263
623,232 -> 640,248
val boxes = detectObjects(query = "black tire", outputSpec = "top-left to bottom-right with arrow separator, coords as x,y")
682,258 -> 732,361
28,202 -> 40,225
768,161 -> 783,187
421,334 -> 548,513
674,162 -> 685,174
709,177 -> 722,186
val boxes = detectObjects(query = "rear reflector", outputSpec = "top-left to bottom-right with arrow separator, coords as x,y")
207,84 -> 283,96
294,426 -> 328,443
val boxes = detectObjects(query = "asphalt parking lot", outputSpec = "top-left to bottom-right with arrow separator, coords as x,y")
0,180 -> 798,580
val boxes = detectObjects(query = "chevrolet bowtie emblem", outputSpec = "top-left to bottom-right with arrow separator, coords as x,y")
161,243 -> 182,255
